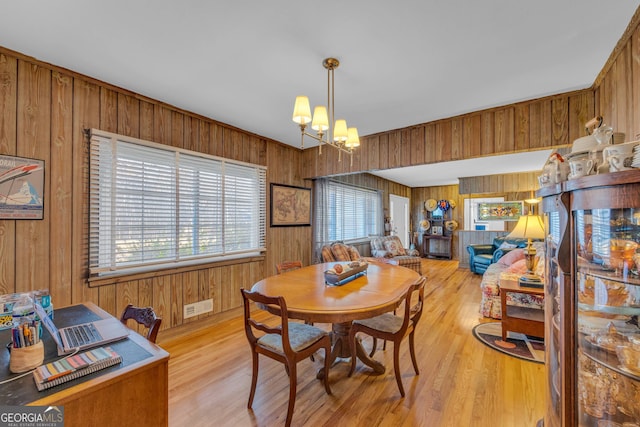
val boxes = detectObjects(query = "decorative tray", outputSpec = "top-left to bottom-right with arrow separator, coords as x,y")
324,262 -> 368,286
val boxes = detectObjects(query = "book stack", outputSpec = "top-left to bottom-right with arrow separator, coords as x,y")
32,346 -> 122,391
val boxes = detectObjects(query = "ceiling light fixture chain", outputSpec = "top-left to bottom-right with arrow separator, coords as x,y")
292,57 -> 360,165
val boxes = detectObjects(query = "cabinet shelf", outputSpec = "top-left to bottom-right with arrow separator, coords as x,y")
580,334 -> 640,382
578,263 -> 640,287
577,302 -> 640,316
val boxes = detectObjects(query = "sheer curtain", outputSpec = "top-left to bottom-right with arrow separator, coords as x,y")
312,179 -> 383,263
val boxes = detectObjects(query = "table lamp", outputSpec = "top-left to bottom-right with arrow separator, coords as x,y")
507,213 -> 546,288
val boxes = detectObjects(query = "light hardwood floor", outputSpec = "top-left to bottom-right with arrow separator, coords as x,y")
161,259 -> 545,427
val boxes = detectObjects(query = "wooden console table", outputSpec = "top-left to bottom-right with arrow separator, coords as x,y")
422,234 -> 452,259
0,302 -> 169,427
499,278 -> 544,340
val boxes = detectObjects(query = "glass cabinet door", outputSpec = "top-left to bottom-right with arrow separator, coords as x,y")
575,207 -> 640,426
543,193 -> 570,427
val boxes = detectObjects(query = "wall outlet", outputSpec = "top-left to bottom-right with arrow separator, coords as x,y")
184,298 -> 213,319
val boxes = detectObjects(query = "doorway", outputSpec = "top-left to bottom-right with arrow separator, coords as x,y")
389,194 -> 410,248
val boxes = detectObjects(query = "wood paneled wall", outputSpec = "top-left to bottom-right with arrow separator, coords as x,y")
0,47 -> 311,334
411,181 -> 536,260
301,90 -> 594,179
593,7 -> 640,143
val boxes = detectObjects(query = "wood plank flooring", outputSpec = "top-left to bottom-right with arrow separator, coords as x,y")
160,259 -> 545,427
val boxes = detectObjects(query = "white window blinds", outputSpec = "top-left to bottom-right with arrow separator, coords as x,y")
89,129 -> 266,276
314,179 -> 383,246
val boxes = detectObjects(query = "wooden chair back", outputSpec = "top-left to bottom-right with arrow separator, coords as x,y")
275,260 -> 303,275
120,304 -> 162,343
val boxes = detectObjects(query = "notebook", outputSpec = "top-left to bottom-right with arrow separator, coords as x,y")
32,346 -> 122,391
35,303 -> 129,356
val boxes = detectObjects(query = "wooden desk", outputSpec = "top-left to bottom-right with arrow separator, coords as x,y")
0,302 -> 169,427
251,261 -> 420,376
499,278 -> 545,341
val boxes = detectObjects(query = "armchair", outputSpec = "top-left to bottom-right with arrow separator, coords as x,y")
467,236 -> 537,274
369,235 -> 422,274
320,242 -> 362,263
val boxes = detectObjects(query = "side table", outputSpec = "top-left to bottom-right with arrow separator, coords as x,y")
499,277 -> 544,341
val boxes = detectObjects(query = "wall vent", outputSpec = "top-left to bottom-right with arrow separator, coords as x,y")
184,298 -> 214,319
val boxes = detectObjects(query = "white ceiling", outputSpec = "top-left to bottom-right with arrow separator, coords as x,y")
1,1 -> 638,187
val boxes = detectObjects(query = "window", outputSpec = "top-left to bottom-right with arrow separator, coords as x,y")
89,129 -> 266,277
313,179 -> 382,259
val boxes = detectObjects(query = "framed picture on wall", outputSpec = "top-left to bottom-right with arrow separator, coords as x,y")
477,201 -> 523,221
0,155 -> 45,220
270,183 -> 311,227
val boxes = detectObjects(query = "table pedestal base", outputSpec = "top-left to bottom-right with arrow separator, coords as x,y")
316,322 -> 385,379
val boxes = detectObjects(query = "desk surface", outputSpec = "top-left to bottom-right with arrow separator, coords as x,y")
251,261 -> 421,324
0,302 -> 169,426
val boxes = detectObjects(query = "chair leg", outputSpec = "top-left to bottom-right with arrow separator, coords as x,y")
323,342 -> 332,395
285,362 -> 297,427
348,329 -> 358,377
369,337 -> 378,357
409,331 -> 420,375
248,351 -> 259,408
393,341 -> 405,397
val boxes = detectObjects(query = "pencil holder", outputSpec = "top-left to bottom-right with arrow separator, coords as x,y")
9,340 -> 44,373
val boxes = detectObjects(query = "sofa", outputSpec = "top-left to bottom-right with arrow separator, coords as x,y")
467,236 -> 538,274
479,241 -> 545,319
369,235 -> 422,274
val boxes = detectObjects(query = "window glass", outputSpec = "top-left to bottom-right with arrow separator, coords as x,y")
89,130 -> 266,276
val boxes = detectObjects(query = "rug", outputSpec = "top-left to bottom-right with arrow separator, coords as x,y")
472,322 -> 544,363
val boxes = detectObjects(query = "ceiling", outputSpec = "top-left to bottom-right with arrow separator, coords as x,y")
1,1 -> 638,187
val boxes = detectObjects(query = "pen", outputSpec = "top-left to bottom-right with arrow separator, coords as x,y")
43,369 -> 75,382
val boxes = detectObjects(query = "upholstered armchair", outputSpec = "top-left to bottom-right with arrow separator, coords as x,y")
369,235 -> 422,274
467,236 -> 538,274
320,242 -> 363,263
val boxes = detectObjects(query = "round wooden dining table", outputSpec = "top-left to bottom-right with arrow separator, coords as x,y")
250,260 -> 421,377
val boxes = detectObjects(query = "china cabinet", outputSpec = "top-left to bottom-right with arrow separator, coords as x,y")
538,170 -> 640,426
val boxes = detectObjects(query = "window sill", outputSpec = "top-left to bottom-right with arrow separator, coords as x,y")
87,254 -> 265,288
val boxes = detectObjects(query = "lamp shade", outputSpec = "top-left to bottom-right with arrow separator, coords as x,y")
507,214 -> 546,240
292,96 -> 312,124
346,127 -> 360,148
333,119 -> 348,142
311,106 -> 329,131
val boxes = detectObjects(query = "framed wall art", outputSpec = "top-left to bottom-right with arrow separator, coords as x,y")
477,201 -> 523,221
270,183 -> 311,227
0,155 -> 45,220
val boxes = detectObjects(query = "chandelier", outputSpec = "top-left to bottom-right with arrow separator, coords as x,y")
292,57 -> 360,164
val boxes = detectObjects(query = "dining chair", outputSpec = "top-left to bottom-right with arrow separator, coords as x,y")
241,288 -> 332,427
348,276 -> 426,397
119,304 -> 162,343
275,260 -> 303,275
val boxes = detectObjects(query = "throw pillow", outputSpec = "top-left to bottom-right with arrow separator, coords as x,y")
505,259 -> 528,274
497,248 -> 525,266
321,245 -> 335,262
330,243 -> 351,261
383,239 -> 403,257
347,245 -> 361,261
499,241 -> 518,250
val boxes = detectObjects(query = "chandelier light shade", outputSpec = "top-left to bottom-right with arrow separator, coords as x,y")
292,96 -> 311,125
292,57 -> 360,164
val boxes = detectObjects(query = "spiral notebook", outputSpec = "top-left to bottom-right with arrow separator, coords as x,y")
32,346 -> 122,391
